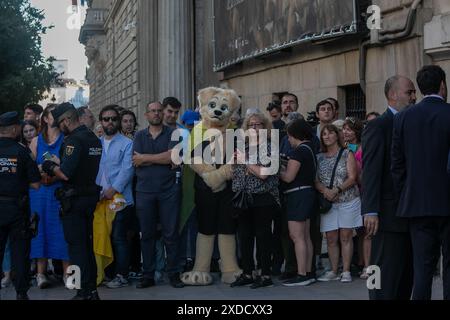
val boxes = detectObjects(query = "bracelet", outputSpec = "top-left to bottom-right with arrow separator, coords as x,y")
337,186 -> 343,193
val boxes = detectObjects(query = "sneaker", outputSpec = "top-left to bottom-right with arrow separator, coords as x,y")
282,274 -> 312,287
36,273 -> 51,289
341,271 -> 352,283
106,274 -> 129,289
307,272 -> 317,284
128,271 -> 143,280
360,268 -> 369,280
230,274 -> 254,287
1,276 -> 11,288
250,276 -> 274,289
278,271 -> 297,281
317,271 -> 340,282
63,275 -> 71,290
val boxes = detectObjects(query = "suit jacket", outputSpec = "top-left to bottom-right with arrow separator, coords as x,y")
392,97 -> 450,218
362,109 -> 408,232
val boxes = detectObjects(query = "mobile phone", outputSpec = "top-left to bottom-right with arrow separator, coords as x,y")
42,151 -> 52,161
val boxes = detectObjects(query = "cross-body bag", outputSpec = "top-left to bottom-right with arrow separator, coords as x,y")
314,148 -> 345,214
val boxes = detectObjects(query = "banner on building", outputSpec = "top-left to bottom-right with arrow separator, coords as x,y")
213,0 -> 358,71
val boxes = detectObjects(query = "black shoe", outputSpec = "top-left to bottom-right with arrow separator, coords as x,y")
87,290 -> 101,300
282,274 -> 312,287
250,276 -> 274,289
279,271 -> 297,281
16,293 -> 29,300
169,273 -> 185,288
230,274 -> 254,288
71,291 -> 88,300
184,259 -> 195,272
136,277 -> 155,289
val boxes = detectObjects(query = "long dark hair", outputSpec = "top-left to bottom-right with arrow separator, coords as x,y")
21,120 -> 39,146
41,105 -> 57,143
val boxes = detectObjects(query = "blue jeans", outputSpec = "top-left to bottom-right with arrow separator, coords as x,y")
2,240 -> 11,273
136,184 -> 182,279
153,238 -> 166,272
111,206 -> 132,277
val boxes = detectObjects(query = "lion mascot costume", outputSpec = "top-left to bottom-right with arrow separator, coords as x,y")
181,87 -> 242,285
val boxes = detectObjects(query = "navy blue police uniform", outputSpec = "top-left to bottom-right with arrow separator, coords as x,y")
0,112 -> 41,300
43,103 -> 102,300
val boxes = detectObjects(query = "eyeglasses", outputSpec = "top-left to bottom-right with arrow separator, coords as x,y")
249,123 -> 264,128
147,109 -> 163,114
102,116 -> 119,123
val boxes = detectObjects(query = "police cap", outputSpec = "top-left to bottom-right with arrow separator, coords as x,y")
51,102 -> 77,128
0,111 -> 22,127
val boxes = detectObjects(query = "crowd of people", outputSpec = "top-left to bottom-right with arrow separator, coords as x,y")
0,64 -> 449,300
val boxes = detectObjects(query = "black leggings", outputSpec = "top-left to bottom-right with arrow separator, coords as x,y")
237,205 -> 276,277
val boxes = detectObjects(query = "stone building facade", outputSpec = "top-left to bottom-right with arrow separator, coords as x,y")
80,0 -> 450,123
80,0 -> 199,124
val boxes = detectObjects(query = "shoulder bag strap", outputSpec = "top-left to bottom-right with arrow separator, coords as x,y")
328,148 -> 345,189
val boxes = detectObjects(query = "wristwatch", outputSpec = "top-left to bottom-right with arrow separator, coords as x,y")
337,186 -> 343,194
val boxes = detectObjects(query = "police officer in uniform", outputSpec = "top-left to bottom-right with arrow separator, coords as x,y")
0,112 -> 41,300
41,103 -> 102,300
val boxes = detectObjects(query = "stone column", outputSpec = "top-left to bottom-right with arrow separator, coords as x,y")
158,0 -> 194,108
138,0 -> 159,118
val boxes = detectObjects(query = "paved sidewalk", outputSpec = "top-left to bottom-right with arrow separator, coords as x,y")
0,274 -> 444,300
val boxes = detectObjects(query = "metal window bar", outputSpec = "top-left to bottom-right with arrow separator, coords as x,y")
345,85 -> 366,120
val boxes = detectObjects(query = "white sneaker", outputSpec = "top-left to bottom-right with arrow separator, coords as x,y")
318,271 -> 340,282
106,274 -> 129,289
340,271 -> 353,283
360,268 -> 369,280
1,276 -> 11,288
36,273 -> 51,289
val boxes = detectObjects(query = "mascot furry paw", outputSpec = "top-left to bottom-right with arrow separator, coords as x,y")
181,87 -> 242,286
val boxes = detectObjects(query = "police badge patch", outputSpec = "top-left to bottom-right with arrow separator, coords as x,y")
65,146 -> 75,156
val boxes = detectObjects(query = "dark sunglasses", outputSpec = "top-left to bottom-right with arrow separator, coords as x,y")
102,116 -> 119,122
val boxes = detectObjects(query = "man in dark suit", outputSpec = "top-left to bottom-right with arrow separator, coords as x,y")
392,65 -> 450,300
362,75 -> 416,300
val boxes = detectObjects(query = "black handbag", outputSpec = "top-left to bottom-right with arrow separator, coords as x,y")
232,172 -> 254,210
317,148 -> 345,215
232,189 -> 253,210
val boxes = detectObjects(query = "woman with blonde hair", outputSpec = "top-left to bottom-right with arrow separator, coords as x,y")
231,112 -> 280,289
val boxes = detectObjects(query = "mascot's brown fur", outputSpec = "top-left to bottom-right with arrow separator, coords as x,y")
181,87 -> 242,285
